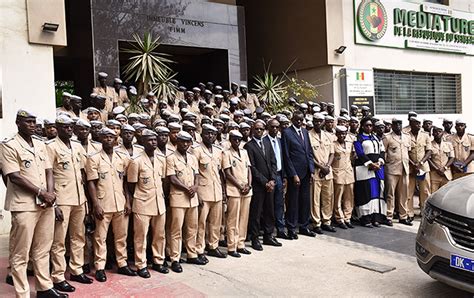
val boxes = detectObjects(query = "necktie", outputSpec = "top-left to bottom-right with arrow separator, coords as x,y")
259,140 -> 265,156
298,130 -> 304,143
272,138 -> 282,172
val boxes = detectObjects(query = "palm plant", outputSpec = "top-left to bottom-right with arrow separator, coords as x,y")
121,32 -> 174,96
252,65 -> 286,114
150,68 -> 178,122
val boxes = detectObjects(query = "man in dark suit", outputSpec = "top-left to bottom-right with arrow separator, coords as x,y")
264,118 -> 290,240
244,120 -> 282,250
281,110 -> 316,239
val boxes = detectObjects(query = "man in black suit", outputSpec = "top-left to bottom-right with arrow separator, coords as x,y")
244,120 -> 282,250
264,119 -> 290,240
281,110 -> 316,239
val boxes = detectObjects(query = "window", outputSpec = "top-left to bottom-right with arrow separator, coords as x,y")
374,69 -> 461,114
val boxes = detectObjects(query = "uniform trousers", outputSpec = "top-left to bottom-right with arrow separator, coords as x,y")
408,173 -> 431,217
51,204 -> 86,283
197,201 -> 222,254
273,174 -> 286,232
169,207 -> 198,262
333,183 -> 354,223
248,190 -> 275,239
385,174 -> 409,220
286,175 -> 311,232
134,213 -> 166,269
93,212 -> 129,270
226,196 -> 251,251
311,179 -> 334,226
452,172 -> 471,180
10,208 -> 54,297
430,172 -> 449,193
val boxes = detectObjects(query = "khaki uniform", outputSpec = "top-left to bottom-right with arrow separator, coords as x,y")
347,133 -> 357,144
447,133 -> 474,179
332,140 -> 354,224
192,144 -> 224,253
0,134 -> 55,296
86,149 -> 130,270
116,88 -> 129,106
93,86 -> 117,113
408,130 -> 432,216
128,151 -> 167,268
309,130 -> 334,227
383,132 -> 411,220
82,140 -> 102,155
115,143 -> 144,158
166,142 -> 177,156
56,106 -> 77,118
239,93 -> 260,114
46,138 -> 87,282
166,151 -> 199,262
430,140 -> 454,192
223,147 -> 252,252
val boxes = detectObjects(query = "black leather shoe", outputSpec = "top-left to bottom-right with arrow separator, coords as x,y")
70,273 -> 93,284
198,254 -> 209,264
346,222 -> 355,229
228,251 -> 241,258
276,231 -> 292,240
251,239 -> 263,251
218,239 -> 227,247
53,281 -> 75,293
237,248 -> 252,255
399,219 -> 413,226
5,274 -> 13,286
137,268 -> 151,278
383,219 -> 393,227
299,228 -> 316,237
171,261 -> 183,273
263,236 -> 282,247
372,221 -> 381,228
82,264 -> 91,274
312,227 -> 323,234
187,257 -> 206,265
207,248 -> 227,258
288,230 -> 298,239
321,224 -> 336,232
117,266 -> 137,276
95,270 -> 107,282
151,263 -> 169,274
37,288 -> 68,298
337,222 -> 348,229
408,216 -> 415,223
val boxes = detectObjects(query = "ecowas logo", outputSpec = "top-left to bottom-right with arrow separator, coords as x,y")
357,0 -> 388,41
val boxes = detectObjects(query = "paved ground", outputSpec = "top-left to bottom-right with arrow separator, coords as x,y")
0,216 -> 472,297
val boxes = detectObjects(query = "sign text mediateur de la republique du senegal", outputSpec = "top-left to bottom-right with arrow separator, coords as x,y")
393,7 -> 474,44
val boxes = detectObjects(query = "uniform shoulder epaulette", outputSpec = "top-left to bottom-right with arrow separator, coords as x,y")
71,139 -> 81,143
45,139 -> 56,145
2,137 -> 14,144
133,144 -> 144,149
191,143 -> 200,149
212,144 -> 223,150
32,135 -> 45,141
91,140 -> 101,144
87,151 -> 100,158
131,153 -> 141,160
401,131 -> 410,135
114,149 -> 128,156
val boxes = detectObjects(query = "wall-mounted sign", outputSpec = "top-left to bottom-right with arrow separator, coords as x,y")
339,68 -> 375,116
354,0 -> 474,56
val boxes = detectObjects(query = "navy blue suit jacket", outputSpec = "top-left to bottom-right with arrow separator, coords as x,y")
281,126 -> 315,179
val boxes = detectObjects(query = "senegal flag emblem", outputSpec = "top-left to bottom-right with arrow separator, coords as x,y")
357,0 -> 388,41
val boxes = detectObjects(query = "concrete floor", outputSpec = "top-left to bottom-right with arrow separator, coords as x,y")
0,218 -> 471,297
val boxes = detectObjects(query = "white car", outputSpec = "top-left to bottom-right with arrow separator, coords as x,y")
416,175 -> 474,293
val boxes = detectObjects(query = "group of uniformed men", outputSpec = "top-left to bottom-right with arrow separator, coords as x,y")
1,71 -> 473,298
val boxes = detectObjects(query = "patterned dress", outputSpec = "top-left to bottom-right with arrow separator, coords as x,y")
354,133 -> 387,225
